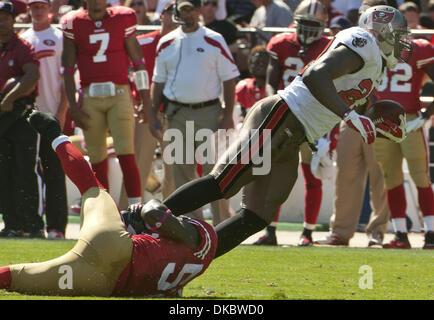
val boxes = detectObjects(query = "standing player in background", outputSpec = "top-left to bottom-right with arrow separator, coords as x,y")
374,37 -> 434,249
21,0 -> 69,240
118,1 -> 177,209
255,0 -> 332,246
61,0 -> 148,207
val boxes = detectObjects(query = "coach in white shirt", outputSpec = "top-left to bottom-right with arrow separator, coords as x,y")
21,0 -> 68,240
149,0 -> 239,224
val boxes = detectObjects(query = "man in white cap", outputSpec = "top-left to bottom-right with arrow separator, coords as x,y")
21,0 -> 69,240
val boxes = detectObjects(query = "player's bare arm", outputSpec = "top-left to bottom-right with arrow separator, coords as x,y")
124,35 -> 151,123
220,78 -> 236,130
302,45 -> 364,118
0,62 -> 39,114
62,38 -> 90,130
149,81 -> 165,140
265,53 -> 281,96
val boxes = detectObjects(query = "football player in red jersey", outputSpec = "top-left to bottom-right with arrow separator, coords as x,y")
61,0 -> 149,207
0,111 -> 217,297
374,38 -> 434,249
117,1 -> 177,209
253,0 -> 334,246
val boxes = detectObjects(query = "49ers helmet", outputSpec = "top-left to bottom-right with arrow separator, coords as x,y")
359,5 -> 412,68
294,0 -> 328,46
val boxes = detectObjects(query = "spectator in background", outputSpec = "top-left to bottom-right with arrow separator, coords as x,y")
0,1 -> 42,238
118,0 -> 176,209
249,0 -> 293,42
201,0 -> 239,51
226,0 -> 256,26
125,0 -> 151,24
21,0 -> 69,239
318,0 -> 344,26
399,1 -> 431,39
149,0 -> 239,225
329,15 -> 353,36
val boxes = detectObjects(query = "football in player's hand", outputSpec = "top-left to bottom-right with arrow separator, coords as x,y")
364,100 -> 405,139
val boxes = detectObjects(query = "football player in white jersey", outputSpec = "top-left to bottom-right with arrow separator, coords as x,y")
133,5 -> 410,258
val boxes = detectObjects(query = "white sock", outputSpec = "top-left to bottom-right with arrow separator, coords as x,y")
128,197 -> 142,206
424,215 -> 434,232
52,135 -> 71,151
391,218 -> 407,233
303,222 -> 316,230
269,221 -> 277,227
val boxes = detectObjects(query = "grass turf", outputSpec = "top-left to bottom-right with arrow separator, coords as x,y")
0,239 -> 433,300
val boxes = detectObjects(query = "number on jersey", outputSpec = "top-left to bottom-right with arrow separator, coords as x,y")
158,263 -> 203,291
377,63 -> 412,92
89,33 -> 110,63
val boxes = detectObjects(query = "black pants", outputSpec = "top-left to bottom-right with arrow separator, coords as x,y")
39,135 -> 68,234
0,117 -> 44,232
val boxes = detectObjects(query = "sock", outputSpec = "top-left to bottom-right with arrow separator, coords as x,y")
0,266 -> 11,289
118,154 -> 142,199
417,186 -> 434,217
92,159 -> 109,191
303,222 -> 316,230
387,184 -> 407,219
424,215 -> 434,232
214,209 -> 268,258
392,218 -> 407,233
302,228 -> 313,239
53,137 -> 102,195
266,225 -> 276,237
163,175 -> 223,216
301,163 -> 322,225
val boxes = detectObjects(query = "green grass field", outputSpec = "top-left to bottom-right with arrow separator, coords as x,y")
0,238 -> 433,300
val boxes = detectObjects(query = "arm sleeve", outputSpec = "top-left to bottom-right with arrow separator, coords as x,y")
124,10 -> 138,38
212,35 -> 240,81
60,13 -> 76,42
152,40 -> 168,83
413,39 -> 434,70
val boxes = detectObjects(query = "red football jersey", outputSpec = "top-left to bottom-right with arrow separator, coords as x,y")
235,77 -> 266,110
113,217 -> 217,297
130,30 -> 162,102
60,6 -> 137,88
375,39 -> 434,114
266,32 -> 331,88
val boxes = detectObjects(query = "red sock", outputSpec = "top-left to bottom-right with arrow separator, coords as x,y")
387,184 -> 407,219
272,205 -> 281,223
55,141 -> 102,195
302,163 -> 322,225
417,186 -> 434,217
92,159 -> 109,192
118,154 -> 141,198
0,266 -> 11,289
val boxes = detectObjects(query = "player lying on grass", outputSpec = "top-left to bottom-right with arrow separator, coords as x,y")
145,5 -> 410,258
0,111 -> 217,297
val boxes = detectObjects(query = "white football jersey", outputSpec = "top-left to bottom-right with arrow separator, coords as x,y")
278,27 -> 384,143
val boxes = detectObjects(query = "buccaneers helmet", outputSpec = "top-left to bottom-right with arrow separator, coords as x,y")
359,5 -> 412,68
294,0 -> 328,46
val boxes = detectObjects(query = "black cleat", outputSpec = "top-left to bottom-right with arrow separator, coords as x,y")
253,233 -> 277,246
27,111 -> 62,143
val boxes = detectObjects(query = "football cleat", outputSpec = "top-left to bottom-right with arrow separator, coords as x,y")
383,232 -> 411,249
253,234 -> 277,246
314,233 -> 348,246
298,235 -> 313,247
423,231 -> 434,250
368,231 -> 383,247
47,229 -> 65,240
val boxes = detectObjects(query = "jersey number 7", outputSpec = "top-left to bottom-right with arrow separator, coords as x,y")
89,33 -> 110,63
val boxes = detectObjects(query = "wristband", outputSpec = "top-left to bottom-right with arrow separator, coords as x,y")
132,58 -> 145,67
147,209 -> 172,232
63,67 -> 75,74
134,70 -> 149,90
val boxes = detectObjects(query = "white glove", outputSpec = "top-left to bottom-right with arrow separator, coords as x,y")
376,114 -> 407,143
343,110 -> 376,144
405,115 -> 425,133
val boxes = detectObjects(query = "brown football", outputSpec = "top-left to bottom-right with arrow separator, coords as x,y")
364,100 -> 405,139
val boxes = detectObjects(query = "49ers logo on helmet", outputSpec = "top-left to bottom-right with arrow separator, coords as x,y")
372,11 -> 394,23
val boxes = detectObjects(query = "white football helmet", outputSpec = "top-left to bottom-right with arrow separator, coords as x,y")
294,0 -> 328,46
359,5 -> 413,68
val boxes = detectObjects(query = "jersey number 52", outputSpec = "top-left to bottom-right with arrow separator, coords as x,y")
158,263 -> 204,291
